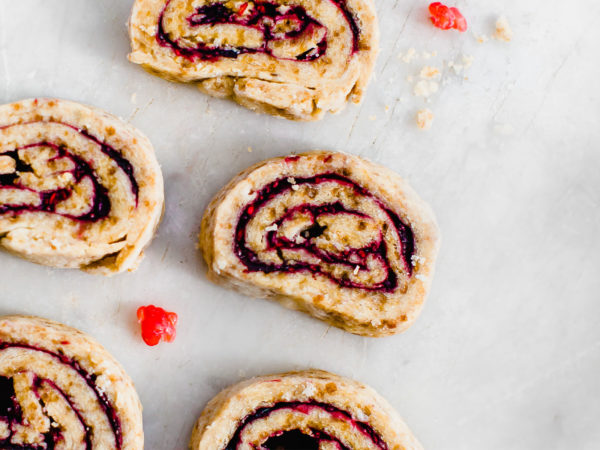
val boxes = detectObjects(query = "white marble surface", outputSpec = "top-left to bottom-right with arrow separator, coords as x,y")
1,0 -> 600,448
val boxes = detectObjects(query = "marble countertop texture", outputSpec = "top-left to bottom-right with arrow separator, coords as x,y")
1,0 -> 599,448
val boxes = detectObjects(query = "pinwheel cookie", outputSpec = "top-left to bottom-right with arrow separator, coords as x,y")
190,369 -> 422,449
0,315 -> 143,449
0,98 -> 164,274
128,0 -> 379,120
199,151 -> 440,337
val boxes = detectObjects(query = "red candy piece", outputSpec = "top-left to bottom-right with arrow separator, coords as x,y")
428,2 -> 467,32
137,305 -> 178,346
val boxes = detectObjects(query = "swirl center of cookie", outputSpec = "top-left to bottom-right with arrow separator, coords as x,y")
0,343 -> 122,449
234,174 -> 414,292
225,401 -> 387,449
158,0 -> 360,61
0,122 -> 138,222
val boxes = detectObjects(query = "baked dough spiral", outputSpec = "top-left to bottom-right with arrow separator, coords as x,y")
190,370 -> 422,449
0,98 -> 164,274
200,151 -> 440,336
0,315 -> 143,449
128,0 -> 379,120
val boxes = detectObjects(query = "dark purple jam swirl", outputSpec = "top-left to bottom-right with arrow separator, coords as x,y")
225,401 -> 387,449
234,173 -> 414,292
157,0 -> 360,61
0,122 -> 138,222
0,343 -> 122,449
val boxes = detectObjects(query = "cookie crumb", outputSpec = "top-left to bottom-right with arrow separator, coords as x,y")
416,109 -> 434,130
494,16 -> 513,42
414,80 -> 439,97
368,115 -> 377,121
401,48 -> 417,63
247,146 -> 253,152
476,34 -> 489,43
419,66 -> 441,79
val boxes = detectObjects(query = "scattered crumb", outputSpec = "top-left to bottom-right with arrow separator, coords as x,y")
291,184 -> 299,191
419,66 -> 441,79
448,54 -> 474,75
130,92 -> 137,104
414,80 -> 439,97
476,34 -> 489,44
494,16 -> 513,42
416,109 -> 434,130
401,48 -> 417,63
384,105 -> 390,113
287,177 -> 296,184
462,54 -> 474,69
247,146 -> 252,152
368,115 -> 377,121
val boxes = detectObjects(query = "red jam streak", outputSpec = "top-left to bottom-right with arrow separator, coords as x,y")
0,122 -> 138,222
157,0 -> 360,61
137,305 -> 178,346
0,343 -> 122,449
234,173 -> 414,292
225,401 -> 387,449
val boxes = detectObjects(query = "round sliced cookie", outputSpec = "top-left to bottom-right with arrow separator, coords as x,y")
0,98 -> 164,275
199,151 -> 440,337
128,0 -> 379,120
190,369 -> 422,449
0,315 -> 143,449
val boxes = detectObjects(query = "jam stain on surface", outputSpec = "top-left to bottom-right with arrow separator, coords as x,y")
234,173 -> 415,292
157,0 -> 343,61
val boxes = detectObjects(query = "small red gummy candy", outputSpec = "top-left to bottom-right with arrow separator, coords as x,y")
137,305 -> 178,346
428,2 -> 467,32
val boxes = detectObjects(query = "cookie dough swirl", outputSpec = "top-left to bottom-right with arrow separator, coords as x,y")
0,315 -> 143,449
128,0 -> 379,120
0,98 -> 164,274
190,370 -> 423,449
200,152 -> 440,336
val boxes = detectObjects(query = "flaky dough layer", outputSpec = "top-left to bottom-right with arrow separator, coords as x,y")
199,151 -> 440,336
190,369 -> 422,449
0,315 -> 144,449
0,98 -> 164,275
129,0 -> 379,120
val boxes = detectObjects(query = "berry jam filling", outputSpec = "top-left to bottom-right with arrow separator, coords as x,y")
157,0 -> 360,61
0,343 -> 122,449
234,173 -> 414,292
0,122 -> 138,222
225,401 -> 387,449
137,305 -> 178,346
263,429 -> 349,450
